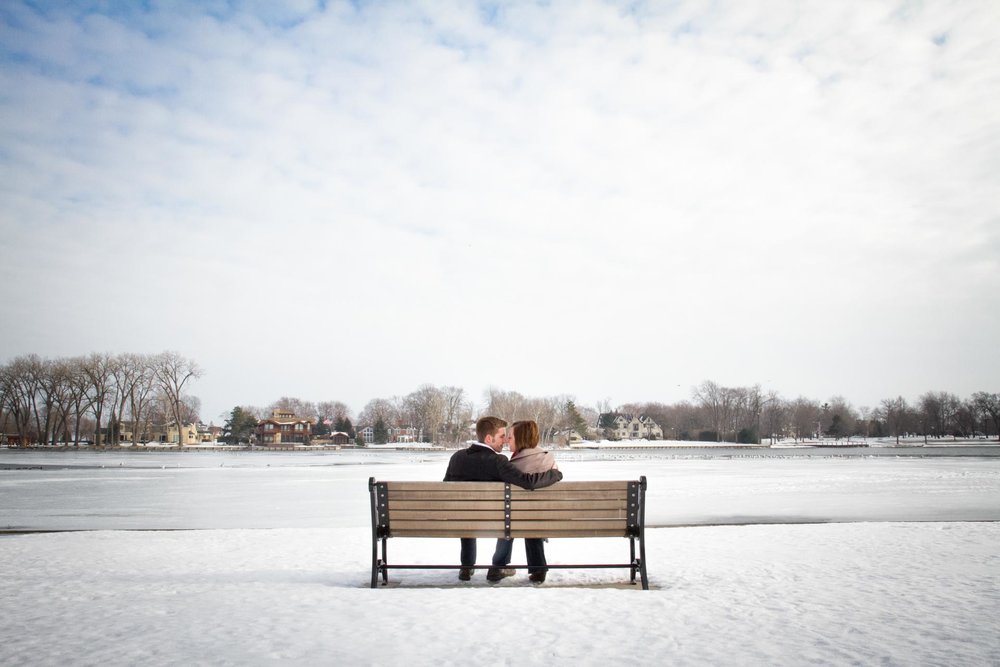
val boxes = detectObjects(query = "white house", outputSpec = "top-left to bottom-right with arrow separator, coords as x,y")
597,413 -> 663,440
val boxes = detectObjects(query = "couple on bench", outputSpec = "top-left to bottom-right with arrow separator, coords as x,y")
443,416 -> 562,584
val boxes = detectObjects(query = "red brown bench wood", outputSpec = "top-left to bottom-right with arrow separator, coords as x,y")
368,477 -> 648,589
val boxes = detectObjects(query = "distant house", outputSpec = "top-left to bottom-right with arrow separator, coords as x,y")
355,425 -> 423,444
389,426 -> 422,443
256,409 -> 315,446
330,432 -> 351,446
597,413 -> 663,440
164,422 -> 200,446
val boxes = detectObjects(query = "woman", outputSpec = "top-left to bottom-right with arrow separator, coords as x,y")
486,419 -> 556,584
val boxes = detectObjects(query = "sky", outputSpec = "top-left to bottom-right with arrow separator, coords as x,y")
2,0 -> 998,423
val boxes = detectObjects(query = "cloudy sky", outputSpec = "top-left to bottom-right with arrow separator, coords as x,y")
2,0 -> 998,422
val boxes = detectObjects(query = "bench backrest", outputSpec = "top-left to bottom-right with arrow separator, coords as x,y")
370,479 -> 646,539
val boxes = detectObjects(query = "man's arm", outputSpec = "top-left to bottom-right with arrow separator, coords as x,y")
496,457 -> 562,489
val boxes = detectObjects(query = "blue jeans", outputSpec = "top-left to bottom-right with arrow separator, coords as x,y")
460,538 -> 477,567
492,538 -> 547,574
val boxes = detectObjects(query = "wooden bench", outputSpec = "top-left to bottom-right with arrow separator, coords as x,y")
368,477 -> 648,589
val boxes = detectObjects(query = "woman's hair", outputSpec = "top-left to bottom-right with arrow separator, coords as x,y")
511,420 -> 540,450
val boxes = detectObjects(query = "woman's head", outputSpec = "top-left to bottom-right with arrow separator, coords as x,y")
510,420 -> 540,452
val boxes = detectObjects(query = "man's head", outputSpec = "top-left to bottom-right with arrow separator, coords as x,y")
476,416 -> 508,452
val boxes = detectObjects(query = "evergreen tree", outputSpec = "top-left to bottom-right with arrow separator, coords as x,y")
565,401 -> 590,440
222,407 -> 257,444
334,416 -> 357,438
373,417 -> 389,444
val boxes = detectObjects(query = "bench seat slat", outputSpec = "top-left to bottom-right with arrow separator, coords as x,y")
510,509 -> 627,520
512,519 -> 627,531
388,482 -> 506,492
389,510 -> 505,521
510,500 -> 627,510
515,481 -> 631,491
389,520 -> 506,532
389,490 -> 505,501
511,490 -> 630,501
389,529 -> 509,538
388,528 -> 631,538
389,500 -> 506,511
511,528 -> 630,538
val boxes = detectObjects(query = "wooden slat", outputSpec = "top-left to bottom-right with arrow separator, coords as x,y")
507,499 -> 626,511
388,500 -> 506,511
389,510 -> 504,521
510,509 -> 627,520
388,490 -> 504,501
522,481 -> 631,491
390,529 -> 508,538
511,489 -> 629,501
389,520 -> 506,532
389,528 -> 630,538
506,519 -> 626,532
387,482 -> 506,492
510,528 -> 628,538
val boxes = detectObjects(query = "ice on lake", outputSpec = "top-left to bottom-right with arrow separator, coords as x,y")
2,446 -> 999,665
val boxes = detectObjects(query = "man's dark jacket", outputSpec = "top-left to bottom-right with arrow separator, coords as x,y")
443,444 -> 562,488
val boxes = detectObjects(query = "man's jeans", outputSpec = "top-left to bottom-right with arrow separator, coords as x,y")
491,538 -> 548,574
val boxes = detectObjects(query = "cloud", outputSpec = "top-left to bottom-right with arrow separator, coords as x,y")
2,0 -> 999,418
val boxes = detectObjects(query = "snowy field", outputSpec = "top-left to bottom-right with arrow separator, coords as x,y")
2,448 -> 999,666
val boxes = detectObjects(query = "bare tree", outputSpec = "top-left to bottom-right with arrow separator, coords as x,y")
403,385 -> 447,443
693,381 -> 740,442
484,387 -> 528,425
527,396 -> 565,444
822,396 -> 858,442
879,396 -> 912,445
440,386 -> 472,444
81,353 -> 122,447
760,392 -> 788,444
316,400 -> 352,423
0,357 -> 37,445
790,397 -> 820,442
358,398 -> 400,429
152,352 -> 202,443
971,392 -> 1000,440
120,353 -> 158,445
269,397 -> 317,421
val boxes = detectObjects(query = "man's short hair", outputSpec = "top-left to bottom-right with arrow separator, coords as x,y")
476,416 -> 507,443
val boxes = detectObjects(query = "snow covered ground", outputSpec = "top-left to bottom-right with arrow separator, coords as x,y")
2,448 -> 999,665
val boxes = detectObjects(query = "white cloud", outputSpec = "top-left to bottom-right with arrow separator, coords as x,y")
1,0 -> 998,418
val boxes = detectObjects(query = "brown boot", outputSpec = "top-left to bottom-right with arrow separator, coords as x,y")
486,567 -> 516,582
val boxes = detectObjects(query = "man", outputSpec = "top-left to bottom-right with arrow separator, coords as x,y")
443,416 -> 562,581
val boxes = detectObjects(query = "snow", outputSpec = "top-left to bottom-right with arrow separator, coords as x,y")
2,448 -> 999,666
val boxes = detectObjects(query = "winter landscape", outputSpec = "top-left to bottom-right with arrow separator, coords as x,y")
2,445 -> 999,666
3,1 -> 999,664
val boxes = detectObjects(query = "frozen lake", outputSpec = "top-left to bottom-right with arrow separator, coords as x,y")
3,446 -> 999,531
3,446 -> 999,665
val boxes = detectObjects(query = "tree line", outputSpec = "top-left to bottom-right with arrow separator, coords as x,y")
3,353 -> 998,446
622,381 -> 1000,444
0,352 -> 201,446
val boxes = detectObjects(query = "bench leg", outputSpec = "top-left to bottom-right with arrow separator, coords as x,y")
381,537 -> 389,585
629,537 -> 638,584
638,530 -> 649,590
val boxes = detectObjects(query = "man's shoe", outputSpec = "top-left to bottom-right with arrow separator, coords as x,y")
529,571 -> 547,584
458,567 -> 473,581
486,567 -> 516,582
